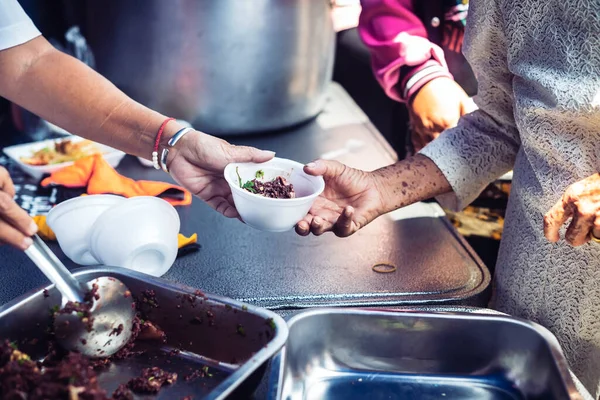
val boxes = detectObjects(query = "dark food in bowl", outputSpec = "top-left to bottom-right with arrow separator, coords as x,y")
237,168 -> 296,199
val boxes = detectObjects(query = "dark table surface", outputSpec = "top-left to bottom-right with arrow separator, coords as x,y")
0,83 -> 491,399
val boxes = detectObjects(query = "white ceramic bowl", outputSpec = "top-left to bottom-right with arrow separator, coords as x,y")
89,197 -> 180,277
224,157 -> 325,232
46,195 -> 126,265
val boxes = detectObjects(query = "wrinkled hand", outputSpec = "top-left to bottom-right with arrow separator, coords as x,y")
166,131 -> 274,218
0,167 -> 37,249
408,77 -> 476,152
295,160 -> 385,237
544,173 -> 600,246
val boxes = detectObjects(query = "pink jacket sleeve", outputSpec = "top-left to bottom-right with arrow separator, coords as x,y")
358,0 -> 453,102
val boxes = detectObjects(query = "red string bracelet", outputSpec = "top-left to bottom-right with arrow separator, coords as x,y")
152,117 -> 175,169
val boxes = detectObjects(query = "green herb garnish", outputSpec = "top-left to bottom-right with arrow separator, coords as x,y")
241,180 -> 256,193
266,318 -> 276,330
50,305 -> 60,314
236,167 -> 263,193
9,342 -> 17,350
148,377 -> 155,382
236,166 -> 243,187
242,305 -> 248,311
77,312 -> 84,318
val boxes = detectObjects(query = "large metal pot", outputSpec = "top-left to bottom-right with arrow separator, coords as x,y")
72,0 -> 335,136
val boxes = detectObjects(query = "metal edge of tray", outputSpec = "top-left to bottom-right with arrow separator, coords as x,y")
267,308 -> 582,400
0,266 -> 289,400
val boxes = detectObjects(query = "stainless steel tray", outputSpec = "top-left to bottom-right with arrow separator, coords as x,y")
269,309 -> 582,400
0,266 -> 288,400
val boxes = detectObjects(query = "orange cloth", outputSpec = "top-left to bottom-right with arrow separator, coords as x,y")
41,155 -> 191,206
33,215 -> 197,249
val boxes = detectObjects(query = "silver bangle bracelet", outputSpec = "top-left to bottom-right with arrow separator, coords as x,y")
159,127 -> 194,173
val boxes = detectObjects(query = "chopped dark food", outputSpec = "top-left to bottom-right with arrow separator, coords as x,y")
245,176 -> 295,199
109,324 -> 124,337
190,316 -> 203,325
57,283 -> 101,332
112,384 -> 134,400
236,166 -> 295,198
184,369 -> 204,382
126,367 -> 177,394
0,340 -> 110,399
140,289 -> 159,308
43,289 -> 50,298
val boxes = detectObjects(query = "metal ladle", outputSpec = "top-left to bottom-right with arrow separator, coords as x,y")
24,234 -> 135,358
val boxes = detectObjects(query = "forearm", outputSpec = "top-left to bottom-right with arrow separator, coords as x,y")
373,154 -> 451,213
0,37 -> 180,158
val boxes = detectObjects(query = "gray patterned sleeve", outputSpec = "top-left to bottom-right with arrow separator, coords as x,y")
419,0 -> 520,211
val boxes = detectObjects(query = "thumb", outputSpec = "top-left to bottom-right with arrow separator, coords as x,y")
304,160 -> 347,179
227,145 -> 275,164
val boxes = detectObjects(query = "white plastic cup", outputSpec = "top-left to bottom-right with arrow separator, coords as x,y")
224,158 -> 325,232
46,195 -> 126,265
89,197 -> 180,277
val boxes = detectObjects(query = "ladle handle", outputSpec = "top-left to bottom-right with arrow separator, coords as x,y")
24,234 -> 86,303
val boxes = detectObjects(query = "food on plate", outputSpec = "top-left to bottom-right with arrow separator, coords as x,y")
20,139 -> 102,166
236,168 -> 296,199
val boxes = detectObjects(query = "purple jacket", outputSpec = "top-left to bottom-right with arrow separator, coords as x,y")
358,0 -> 473,102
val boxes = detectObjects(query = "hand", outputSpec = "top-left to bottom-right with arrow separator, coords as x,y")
408,77 -> 475,152
166,131 -> 275,218
295,160 -> 385,237
0,167 -> 37,249
544,173 -> 600,246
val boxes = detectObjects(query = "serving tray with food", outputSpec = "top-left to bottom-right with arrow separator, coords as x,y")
3,136 -> 125,180
0,267 -> 287,400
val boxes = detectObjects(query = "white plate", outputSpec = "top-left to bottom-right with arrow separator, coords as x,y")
3,136 -> 126,180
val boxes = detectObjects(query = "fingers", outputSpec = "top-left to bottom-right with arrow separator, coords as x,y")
592,216 -> 600,239
0,219 -> 33,250
295,207 -> 358,237
0,166 -> 37,249
565,207 -> 595,246
228,144 -> 275,164
332,206 -> 355,237
304,159 -> 346,179
0,167 -> 15,197
543,196 -> 572,242
295,219 -> 311,236
0,191 -> 37,250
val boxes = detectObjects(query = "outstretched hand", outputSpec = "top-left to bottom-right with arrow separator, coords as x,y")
295,160 -> 385,237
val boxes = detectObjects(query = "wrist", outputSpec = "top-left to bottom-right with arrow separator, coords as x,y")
371,167 -> 403,215
163,128 -> 202,170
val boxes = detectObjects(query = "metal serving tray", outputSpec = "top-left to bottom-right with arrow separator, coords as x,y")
0,267 -> 288,400
270,309 -> 581,400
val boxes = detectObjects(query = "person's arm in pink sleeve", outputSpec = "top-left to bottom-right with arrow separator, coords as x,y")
358,0 -> 452,102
